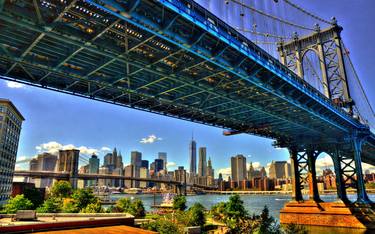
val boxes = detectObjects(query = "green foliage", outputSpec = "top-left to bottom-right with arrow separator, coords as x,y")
187,203 -> 205,227
50,181 -> 72,198
173,195 -> 187,211
71,188 -> 98,210
210,202 -> 226,221
225,194 -> 248,220
61,198 -> 79,213
141,219 -> 180,234
36,197 -> 62,213
115,198 -> 145,218
282,223 -> 308,234
81,200 -> 104,213
257,205 -> 280,234
2,195 -> 34,214
23,188 -> 44,209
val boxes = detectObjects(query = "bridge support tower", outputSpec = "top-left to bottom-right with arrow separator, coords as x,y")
280,135 -> 375,229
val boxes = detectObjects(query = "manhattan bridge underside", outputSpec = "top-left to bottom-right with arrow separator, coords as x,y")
0,1 -> 374,165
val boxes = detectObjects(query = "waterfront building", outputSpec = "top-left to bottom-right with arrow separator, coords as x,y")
207,157 -> 215,186
231,154 -> 247,184
198,147 -> 207,177
139,167 -> 149,188
124,164 -> 134,188
0,99 -> 24,204
112,167 -> 124,187
158,152 -> 167,171
141,160 -> 149,169
269,161 -> 291,179
131,151 -> 142,188
154,159 -> 164,173
87,154 -> 100,186
189,136 -> 197,178
98,166 -> 110,187
174,166 -> 186,183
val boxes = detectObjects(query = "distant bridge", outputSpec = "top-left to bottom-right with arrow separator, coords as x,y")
13,170 -> 217,191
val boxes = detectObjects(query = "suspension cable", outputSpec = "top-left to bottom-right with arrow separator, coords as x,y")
282,0 -> 332,25
236,27 -> 291,40
342,41 -> 375,116
229,0 -> 315,31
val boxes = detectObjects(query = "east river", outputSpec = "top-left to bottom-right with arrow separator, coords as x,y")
110,193 -> 375,234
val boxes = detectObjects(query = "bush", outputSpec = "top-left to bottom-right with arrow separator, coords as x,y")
24,187 -> 44,209
173,195 -> 186,211
37,197 -> 62,213
81,200 -> 104,213
210,202 -> 226,221
61,198 -> 79,213
50,181 -> 72,198
187,203 -> 205,227
225,194 -> 248,220
2,195 -> 33,214
142,219 -> 180,234
258,205 -> 280,234
115,198 -> 145,218
71,188 -> 98,210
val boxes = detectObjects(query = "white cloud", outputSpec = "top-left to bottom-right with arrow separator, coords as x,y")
35,141 -> 98,156
101,147 -> 111,152
16,156 -> 36,164
166,162 -> 177,169
218,167 -> 231,179
140,134 -> 162,144
6,81 -> 25,89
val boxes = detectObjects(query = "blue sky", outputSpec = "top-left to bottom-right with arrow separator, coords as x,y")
2,0 -> 375,177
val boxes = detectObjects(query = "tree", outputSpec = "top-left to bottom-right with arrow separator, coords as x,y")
81,200 -> 104,213
173,195 -> 186,211
258,205 -> 280,234
71,188 -> 97,210
50,181 -> 72,198
187,203 -> 205,227
23,187 -> 44,209
131,199 -> 145,218
61,198 -> 79,213
225,194 -> 248,220
37,197 -> 62,213
210,202 -> 226,221
3,195 -> 33,214
115,198 -> 145,218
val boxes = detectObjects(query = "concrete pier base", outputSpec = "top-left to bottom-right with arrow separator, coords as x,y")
280,201 -> 375,229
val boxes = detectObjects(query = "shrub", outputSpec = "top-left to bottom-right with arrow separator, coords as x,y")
142,219 -> 180,234
50,181 -> 72,198
210,202 -> 226,221
23,187 -> 44,209
71,188 -> 98,210
187,203 -> 205,227
3,195 -> 33,214
258,205 -> 280,234
61,198 -> 79,213
81,200 -> 104,213
173,195 -> 186,211
225,194 -> 248,220
37,197 -> 62,213
115,197 -> 145,218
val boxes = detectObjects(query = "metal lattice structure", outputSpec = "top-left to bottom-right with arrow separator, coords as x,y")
0,0 -> 374,204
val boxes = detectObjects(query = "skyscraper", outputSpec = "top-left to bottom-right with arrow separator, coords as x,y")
158,152 -> 167,171
154,159 -> 164,174
269,161 -> 291,179
131,151 -> 142,187
30,153 -> 57,188
207,157 -> 215,186
0,99 -> 24,204
198,147 -> 207,177
88,154 -> 100,186
189,136 -> 197,176
141,160 -> 149,169
231,154 -> 247,184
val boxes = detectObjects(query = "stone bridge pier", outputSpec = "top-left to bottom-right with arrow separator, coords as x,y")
280,135 -> 375,229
